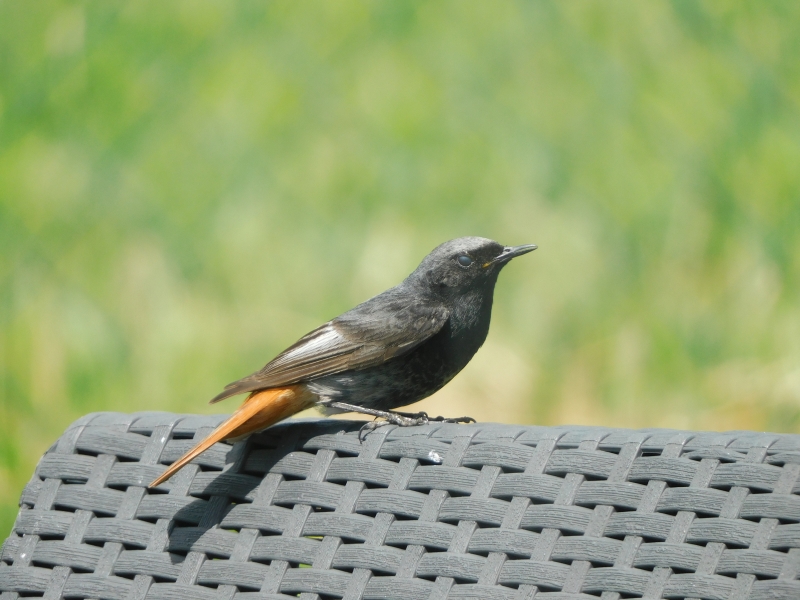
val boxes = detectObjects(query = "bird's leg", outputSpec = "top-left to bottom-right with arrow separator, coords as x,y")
325,402 -> 476,441
390,410 -> 476,424
326,402 -> 431,426
325,402 -> 428,442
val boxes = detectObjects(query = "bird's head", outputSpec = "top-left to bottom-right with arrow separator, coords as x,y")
407,236 -> 536,298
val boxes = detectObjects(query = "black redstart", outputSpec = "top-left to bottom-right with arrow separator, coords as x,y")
150,236 -> 535,487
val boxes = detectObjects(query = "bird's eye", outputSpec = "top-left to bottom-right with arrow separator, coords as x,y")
457,255 -> 473,267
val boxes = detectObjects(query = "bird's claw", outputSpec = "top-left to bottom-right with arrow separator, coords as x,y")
438,417 -> 477,423
358,412 -> 430,440
359,419 -> 389,441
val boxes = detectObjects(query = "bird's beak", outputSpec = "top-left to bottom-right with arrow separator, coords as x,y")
483,244 -> 537,267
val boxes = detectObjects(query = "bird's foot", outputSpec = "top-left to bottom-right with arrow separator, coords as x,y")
325,402 -> 475,441
392,410 -> 476,425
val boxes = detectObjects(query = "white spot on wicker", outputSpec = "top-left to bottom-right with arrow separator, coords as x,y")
428,450 -> 442,464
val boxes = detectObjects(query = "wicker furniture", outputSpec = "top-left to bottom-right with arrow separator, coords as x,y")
2,412 -> 800,599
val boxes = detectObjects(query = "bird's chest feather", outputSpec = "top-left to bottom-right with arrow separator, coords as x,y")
449,289 -> 491,337
430,290 -> 492,370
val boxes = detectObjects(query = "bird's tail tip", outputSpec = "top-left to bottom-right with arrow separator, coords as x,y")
147,385 -> 314,488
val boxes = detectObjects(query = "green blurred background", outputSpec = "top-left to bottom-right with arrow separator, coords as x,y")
2,1 -> 800,534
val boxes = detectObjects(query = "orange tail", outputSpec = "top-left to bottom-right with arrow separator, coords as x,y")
149,385 -> 314,488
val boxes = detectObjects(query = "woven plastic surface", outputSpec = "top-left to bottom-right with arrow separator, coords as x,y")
2,413 -> 800,600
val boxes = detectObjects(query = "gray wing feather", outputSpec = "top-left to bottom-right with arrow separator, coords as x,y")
209,292 -> 448,403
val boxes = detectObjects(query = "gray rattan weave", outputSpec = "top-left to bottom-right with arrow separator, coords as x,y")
2,413 -> 800,600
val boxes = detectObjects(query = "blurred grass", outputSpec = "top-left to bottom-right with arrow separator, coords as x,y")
2,1 -> 800,536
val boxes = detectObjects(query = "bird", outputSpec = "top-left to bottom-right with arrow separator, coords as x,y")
149,237 -> 536,487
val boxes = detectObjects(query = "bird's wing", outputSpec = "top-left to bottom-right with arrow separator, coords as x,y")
209,294 -> 449,403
